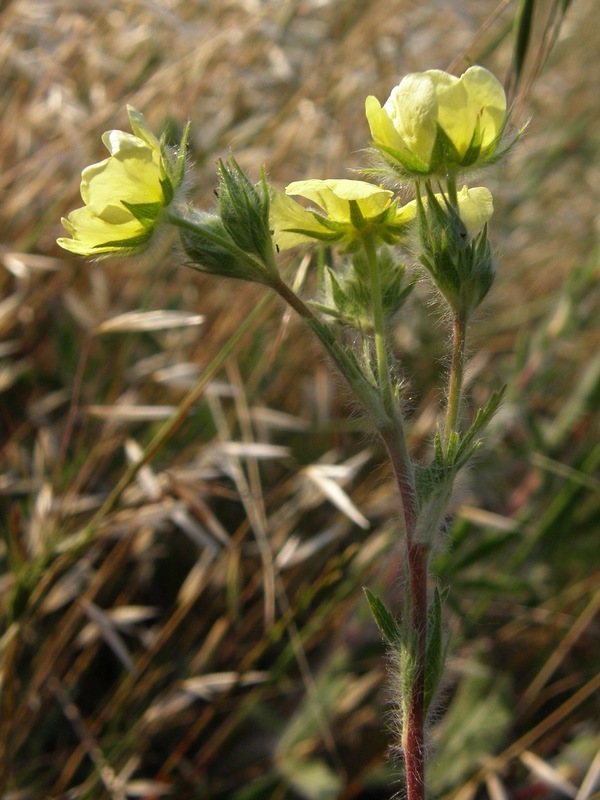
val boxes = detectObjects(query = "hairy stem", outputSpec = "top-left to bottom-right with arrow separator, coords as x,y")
270,276 -> 388,424
272,273 -> 429,800
363,235 -> 395,418
405,541 -> 429,800
381,424 -> 428,800
445,312 -> 467,448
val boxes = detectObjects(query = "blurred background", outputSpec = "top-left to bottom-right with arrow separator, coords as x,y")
1,0 -> 599,798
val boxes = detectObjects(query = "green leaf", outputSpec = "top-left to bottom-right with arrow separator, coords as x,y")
512,0 -> 536,91
398,616 -> 418,720
424,587 -> 449,716
160,173 -> 175,205
364,587 -> 401,645
454,386 -> 507,466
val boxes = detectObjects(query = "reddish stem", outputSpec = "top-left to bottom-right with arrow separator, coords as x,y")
381,424 -> 428,800
272,276 -> 430,800
405,541 -> 428,800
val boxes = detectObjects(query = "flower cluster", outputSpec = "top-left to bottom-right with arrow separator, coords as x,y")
57,66 -> 513,314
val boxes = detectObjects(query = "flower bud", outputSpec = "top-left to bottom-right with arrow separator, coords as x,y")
416,184 -> 495,316
217,157 -> 277,274
179,208 -> 276,285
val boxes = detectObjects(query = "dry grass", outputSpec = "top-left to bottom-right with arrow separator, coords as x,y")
1,1 -> 599,798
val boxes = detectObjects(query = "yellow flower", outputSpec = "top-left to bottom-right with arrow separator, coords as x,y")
365,66 -> 508,176
57,106 -> 186,257
407,185 -> 494,234
270,178 -> 415,250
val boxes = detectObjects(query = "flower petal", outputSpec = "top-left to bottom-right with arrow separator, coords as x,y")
455,185 -> 494,233
387,72 -> 440,164
461,66 -> 507,147
81,148 -> 164,209
365,94 -> 406,152
57,205 -> 146,255
286,179 -> 392,222
269,189 -> 331,248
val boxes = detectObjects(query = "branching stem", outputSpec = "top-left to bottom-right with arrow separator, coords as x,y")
272,269 -> 429,800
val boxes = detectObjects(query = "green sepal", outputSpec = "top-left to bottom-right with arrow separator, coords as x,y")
92,229 -> 154,251
428,123 -> 465,174
364,587 -> 401,645
157,119 -> 189,204
160,174 -> 175,205
366,144 -> 432,177
282,225 -> 343,243
348,199 -> 366,230
121,200 -> 163,225
459,115 -> 484,168
316,247 -> 414,331
417,184 -> 495,317
170,119 -> 190,189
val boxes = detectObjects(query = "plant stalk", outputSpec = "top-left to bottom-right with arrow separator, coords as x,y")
380,423 -> 428,800
405,540 -> 429,800
363,235 -> 395,418
362,236 -> 428,800
445,312 -> 467,448
272,272 -> 429,800
269,276 -> 387,423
